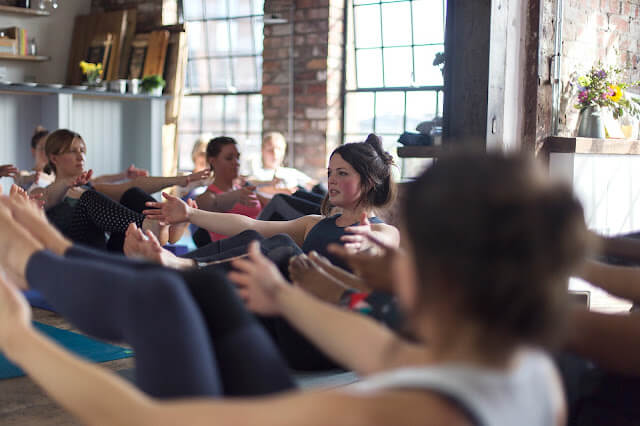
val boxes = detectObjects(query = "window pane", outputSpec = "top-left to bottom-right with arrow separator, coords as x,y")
230,18 -> 255,55
354,5 -> 381,48
251,0 -> 264,15
187,59 -> 210,91
233,57 -> 258,91
225,95 -> 248,132
180,96 -> 201,131
178,132 -> 203,171
207,20 -> 230,54
202,96 -> 224,131
248,94 -> 262,132
184,0 -> 204,20
229,0 -> 252,17
375,92 -> 405,134
205,0 -> 227,18
383,47 -> 412,87
210,58 -> 232,89
413,45 -> 444,86
412,0 -> 444,45
345,92 -> 374,134
255,55 -> 263,89
381,2 -> 411,46
356,49 -> 383,88
344,133 -> 370,143
253,18 -> 264,53
186,21 -> 206,58
405,91 -> 437,131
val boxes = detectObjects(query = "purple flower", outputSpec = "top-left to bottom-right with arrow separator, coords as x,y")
601,92 -> 608,99
596,69 -> 607,79
578,89 -> 589,103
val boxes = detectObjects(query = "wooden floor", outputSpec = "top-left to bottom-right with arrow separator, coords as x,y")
0,308 -> 134,426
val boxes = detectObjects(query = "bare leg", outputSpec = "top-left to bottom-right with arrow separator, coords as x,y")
0,199 -> 43,288
5,185 -> 71,256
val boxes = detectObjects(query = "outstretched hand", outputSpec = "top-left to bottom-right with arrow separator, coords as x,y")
0,164 -> 18,178
0,271 -> 32,358
329,230 -> 402,292
229,241 -> 288,315
182,169 -> 212,186
125,164 -> 149,179
68,170 -> 93,187
340,212 -> 374,251
143,192 -> 191,224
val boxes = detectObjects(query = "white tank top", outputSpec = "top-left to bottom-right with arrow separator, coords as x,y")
348,349 -> 561,426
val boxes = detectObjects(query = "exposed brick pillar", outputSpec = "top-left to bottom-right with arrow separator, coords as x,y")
262,0 -> 345,180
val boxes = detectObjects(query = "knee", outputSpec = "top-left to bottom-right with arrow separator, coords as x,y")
129,270 -> 189,314
264,233 -> 297,248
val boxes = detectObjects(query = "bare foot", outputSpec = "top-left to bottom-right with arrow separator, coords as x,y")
4,185 -> 71,256
168,198 -> 198,244
141,217 -> 169,246
288,254 -> 347,303
0,198 -> 44,288
124,223 -> 194,270
168,222 -> 189,244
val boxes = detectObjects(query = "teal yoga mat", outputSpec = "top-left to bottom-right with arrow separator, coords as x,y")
0,322 -> 133,380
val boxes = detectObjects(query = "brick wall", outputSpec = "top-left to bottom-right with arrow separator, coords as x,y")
557,0 -> 640,135
262,0 -> 344,180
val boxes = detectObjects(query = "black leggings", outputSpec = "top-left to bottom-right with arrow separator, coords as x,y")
25,245 -> 295,398
47,187 -> 153,252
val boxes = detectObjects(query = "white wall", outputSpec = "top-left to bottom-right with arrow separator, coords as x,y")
0,0 -> 91,83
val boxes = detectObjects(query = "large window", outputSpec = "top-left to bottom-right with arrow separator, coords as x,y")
178,0 -> 264,171
344,0 -> 445,177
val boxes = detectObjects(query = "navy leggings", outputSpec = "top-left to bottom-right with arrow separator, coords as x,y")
25,245 -> 295,399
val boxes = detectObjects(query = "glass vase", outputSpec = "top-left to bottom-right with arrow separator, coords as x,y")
577,106 -> 605,139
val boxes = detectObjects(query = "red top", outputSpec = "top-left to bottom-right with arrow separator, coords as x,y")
206,183 -> 262,241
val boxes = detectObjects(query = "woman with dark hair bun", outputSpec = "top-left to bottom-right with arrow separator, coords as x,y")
0,151 -> 590,425
134,134 -> 400,271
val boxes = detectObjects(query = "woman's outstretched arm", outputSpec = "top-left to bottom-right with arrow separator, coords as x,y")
93,169 -> 211,202
144,192 -> 315,247
230,243 -> 427,376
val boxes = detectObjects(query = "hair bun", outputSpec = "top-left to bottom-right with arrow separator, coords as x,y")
34,125 -> 47,134
365,133 -> 394,166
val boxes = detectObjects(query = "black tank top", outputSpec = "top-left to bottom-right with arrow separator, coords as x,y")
301,214 -> 384,270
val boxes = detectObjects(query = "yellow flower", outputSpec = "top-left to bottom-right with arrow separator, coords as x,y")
609,85 -> 623,102
78,61 -> 102,76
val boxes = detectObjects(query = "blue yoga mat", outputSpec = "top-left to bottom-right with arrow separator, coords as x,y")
0,322 -> 133,380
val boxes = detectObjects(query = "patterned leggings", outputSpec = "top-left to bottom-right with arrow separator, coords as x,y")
47,188 -> 151,252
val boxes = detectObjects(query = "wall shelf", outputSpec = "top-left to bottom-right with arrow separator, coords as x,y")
0,5 -> 50,16
397,145 -> 444,158
0,53 -> 49,61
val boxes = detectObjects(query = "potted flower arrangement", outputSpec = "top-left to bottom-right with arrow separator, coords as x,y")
140,75 -> 166,96
574,62 -> 640,138
79,61 -> 103,87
